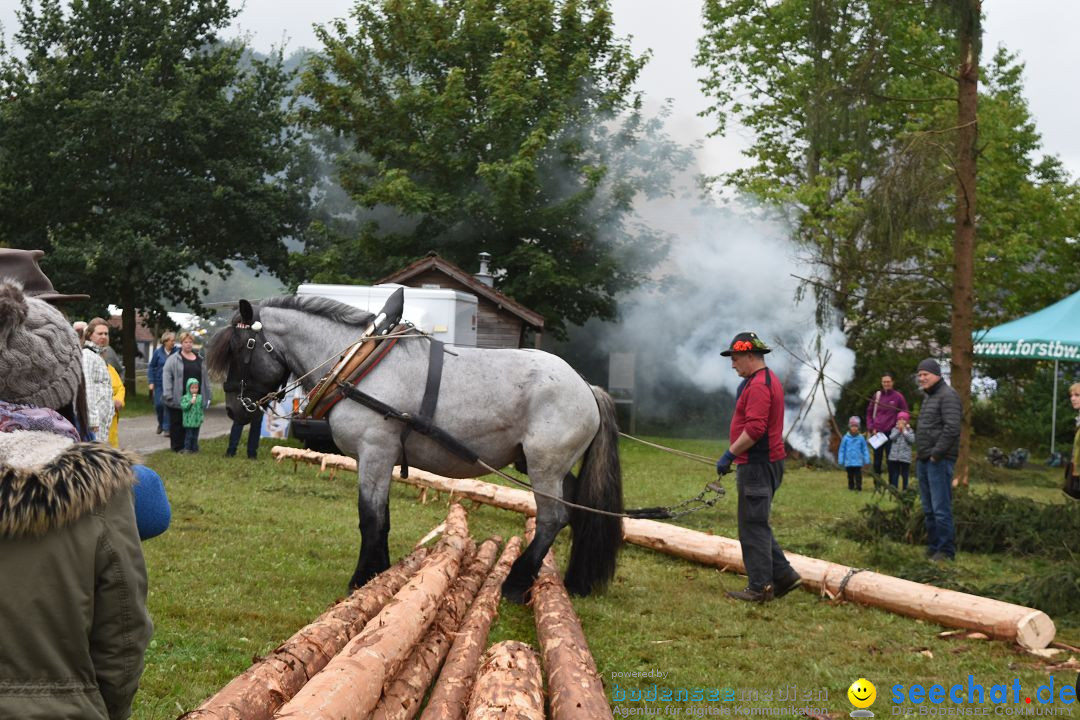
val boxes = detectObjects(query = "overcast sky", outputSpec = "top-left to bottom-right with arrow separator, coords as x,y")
1,1 -> 1077,179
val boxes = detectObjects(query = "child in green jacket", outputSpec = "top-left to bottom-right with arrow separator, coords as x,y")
180,377 -> 205,452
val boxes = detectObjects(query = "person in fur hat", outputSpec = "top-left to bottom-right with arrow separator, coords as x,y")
0,279 -> 153,720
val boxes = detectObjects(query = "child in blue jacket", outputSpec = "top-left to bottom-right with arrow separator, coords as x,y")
837,415 -> 871,491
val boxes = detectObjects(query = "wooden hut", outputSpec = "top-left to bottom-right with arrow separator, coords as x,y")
377,252 -> 544,349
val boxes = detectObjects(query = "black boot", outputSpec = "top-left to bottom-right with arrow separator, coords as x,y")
726,584 -> 774,603
773,571 -> 803,598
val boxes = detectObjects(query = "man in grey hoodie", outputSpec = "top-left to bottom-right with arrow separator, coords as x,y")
914,358 -> 963,561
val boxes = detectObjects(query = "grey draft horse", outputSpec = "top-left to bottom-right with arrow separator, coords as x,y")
207,294 -> 624,601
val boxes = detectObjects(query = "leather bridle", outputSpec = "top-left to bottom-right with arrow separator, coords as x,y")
231,305 -> 289,414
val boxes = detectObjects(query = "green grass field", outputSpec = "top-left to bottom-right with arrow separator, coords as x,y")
131,436 -> 1079,719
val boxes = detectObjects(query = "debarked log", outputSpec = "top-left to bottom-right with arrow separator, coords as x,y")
371,536 -> 503,720
621,518 -> 1055,651
181,543 -> 432,720
526,520 -> 612,720
267,448 -> 1056,650
465,641 -> 545,720
419,536 -> 524,720
273,504 -> 471,719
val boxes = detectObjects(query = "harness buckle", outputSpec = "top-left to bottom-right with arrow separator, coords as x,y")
246,338 -> 256,350
263,340 -> 275,353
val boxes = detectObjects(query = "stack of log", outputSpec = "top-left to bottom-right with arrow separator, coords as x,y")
182,500 -> 612,719
268,446 -> 1057,651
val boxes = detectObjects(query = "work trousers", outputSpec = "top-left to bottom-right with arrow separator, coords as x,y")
736,460 -> 794,591
916,458 -> 956,558
153,390 -> 169,431
227,413 -> 263,459
168,408 -> 185,452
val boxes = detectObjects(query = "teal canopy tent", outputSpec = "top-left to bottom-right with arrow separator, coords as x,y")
973,288 -> 1080,453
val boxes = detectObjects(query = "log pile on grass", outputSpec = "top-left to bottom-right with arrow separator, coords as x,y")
371,537 -> 502,720
183,545 -> 432,720
274,505 -> 474,718
419,536 -> 523,720
187,486 -> 625,719
268,446 -> 1056,650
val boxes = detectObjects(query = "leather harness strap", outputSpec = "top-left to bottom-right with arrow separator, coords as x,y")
399,337 -> 444,478
307,329 -> 403,420
335,337 -> 475,470
302,328 -> 450,478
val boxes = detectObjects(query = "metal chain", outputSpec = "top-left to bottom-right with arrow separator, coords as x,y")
828,567 -> 865,601
473,458 -> 726,520
649,481 -> 728,520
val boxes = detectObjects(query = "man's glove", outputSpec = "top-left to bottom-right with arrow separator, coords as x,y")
716,450 -> 736,477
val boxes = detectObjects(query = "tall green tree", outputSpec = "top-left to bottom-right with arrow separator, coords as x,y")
696,1 -> 1080,465
298,0 -> 689,339
0,0 -> 309,393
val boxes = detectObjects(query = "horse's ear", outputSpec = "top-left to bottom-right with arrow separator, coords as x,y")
238,299 -> 254,325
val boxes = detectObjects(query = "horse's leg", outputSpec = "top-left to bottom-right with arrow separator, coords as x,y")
502,473 -> 571,604
348,449 -> 395,592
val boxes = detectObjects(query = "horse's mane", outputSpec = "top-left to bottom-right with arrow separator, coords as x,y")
259,295 -> 376,327
206,295 -> 376,380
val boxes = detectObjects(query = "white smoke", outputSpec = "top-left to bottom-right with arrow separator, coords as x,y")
602,199 -> 856,457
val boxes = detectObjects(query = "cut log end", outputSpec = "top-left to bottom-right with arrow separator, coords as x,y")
1016,610 -> 1056,651
466,641 -> 545,720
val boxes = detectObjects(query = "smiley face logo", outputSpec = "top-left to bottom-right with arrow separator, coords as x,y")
848,678 -> 876,709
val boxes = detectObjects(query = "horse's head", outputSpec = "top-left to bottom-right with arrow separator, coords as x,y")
208,299 -> 291,423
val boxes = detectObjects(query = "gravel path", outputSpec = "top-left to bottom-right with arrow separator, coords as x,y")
118,405 -> 233,456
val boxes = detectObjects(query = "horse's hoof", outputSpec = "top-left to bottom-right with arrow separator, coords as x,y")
501,578 -> 532,605
348,571 -> 374,593
563,575 -> 593,597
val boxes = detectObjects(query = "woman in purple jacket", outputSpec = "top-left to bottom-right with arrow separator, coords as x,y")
865,372 -> 909,478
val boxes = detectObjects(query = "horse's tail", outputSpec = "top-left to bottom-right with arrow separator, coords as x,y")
564,385 -> 624,596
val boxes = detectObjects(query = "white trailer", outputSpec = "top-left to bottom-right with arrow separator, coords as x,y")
296,283 -> 478,348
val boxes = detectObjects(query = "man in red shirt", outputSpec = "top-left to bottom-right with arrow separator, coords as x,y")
716,332 -> 801,602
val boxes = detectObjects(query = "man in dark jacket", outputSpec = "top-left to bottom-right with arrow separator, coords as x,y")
716,331 -> 801,602
914,358 -> 963,561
